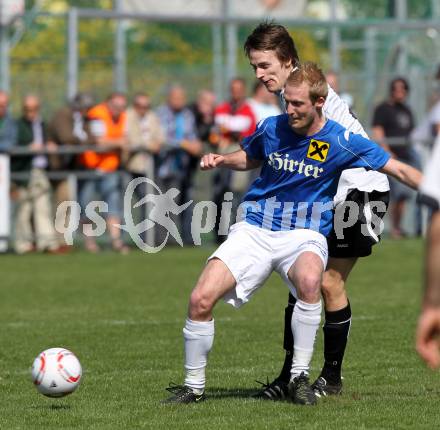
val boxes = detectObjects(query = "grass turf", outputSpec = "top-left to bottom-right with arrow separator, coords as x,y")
0,238 -> 439,429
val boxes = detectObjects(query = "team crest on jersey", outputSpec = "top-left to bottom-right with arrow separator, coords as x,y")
307,139 -> 330,162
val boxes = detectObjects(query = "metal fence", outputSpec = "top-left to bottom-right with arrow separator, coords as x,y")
1,2 -> 439,251
0,136 -> 434,253
2,4 -> 440,126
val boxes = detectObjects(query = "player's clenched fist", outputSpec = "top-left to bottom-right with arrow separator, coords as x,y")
416,307 -> 440,369
200,153 -> 225,170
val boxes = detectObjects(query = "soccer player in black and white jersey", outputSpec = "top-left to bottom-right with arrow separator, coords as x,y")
244,22 -> 391,398
416,138 -> 440,369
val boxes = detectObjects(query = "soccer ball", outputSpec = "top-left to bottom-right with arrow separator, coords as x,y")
31,348 -> 82,397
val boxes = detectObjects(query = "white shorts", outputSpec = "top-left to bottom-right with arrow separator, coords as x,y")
208,221 -> 328,308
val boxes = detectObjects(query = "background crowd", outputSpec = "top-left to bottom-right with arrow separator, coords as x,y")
0,69 -> 434,255
0,75 -> 281,254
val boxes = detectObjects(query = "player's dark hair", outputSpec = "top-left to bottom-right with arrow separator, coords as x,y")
244,21 -> 300,66
286,62 -> 328,103
389,77 -> 410,94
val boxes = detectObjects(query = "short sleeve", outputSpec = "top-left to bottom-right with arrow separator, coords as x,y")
324,86 -> 368,137
240,118 -> 269,161
337,131 -> 390,171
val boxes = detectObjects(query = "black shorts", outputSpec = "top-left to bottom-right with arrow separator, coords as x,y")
327,189 -> 390,258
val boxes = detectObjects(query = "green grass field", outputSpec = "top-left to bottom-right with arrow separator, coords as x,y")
1,239 -> 439,429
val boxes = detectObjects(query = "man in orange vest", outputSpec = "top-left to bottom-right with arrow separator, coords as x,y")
79,92 -> 128,253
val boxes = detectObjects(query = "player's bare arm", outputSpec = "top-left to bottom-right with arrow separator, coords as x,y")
424,212 -> 440,308
416,212 -> 440,369
416,307 -> 440,369
379,158 -> 422,189
200,149 -> 261,171
372,125 -> 395,156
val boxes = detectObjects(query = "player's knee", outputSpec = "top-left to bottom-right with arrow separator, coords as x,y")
189,288 -> 215,320
296,273 -> 321,303
321,270 -> 345,301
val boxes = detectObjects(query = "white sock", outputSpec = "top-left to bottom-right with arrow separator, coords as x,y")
290,299 -> 322,380
183,318 -> 215,393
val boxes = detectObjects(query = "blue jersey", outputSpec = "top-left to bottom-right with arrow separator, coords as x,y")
241,116 -> 390,235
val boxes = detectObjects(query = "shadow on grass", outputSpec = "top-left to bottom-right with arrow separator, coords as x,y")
355,387 -> 440,399
207,387 -> 261,399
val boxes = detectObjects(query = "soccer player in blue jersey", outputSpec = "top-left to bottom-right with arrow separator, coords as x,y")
164,62 -> 421,405
245,22 -> 391,398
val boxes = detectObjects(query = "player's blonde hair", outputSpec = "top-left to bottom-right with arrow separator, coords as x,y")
286,62 -> 328,103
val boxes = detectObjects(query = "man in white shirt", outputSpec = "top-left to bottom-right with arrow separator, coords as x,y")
244,22 -> 390,399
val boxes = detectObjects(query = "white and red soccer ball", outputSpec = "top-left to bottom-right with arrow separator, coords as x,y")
31,348 -> 82,397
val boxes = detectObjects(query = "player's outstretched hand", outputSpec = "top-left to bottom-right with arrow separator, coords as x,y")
416,306 -> 440,369
200,153 -> 225,170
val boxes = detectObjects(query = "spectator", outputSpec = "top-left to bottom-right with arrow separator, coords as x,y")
78,92 -> 129,253
215,78 -> 256,147
189,89 -> 217,145
48,92 -> 96,248
125,92 -> 164,184
372,77 -> 421,238
156,85 -> 202,245
188,89 -> 218,221
49,92 -> 96,161
247,80 -> 281,123
213,77 -> 256,243
11,94 -> 60,254
0,91 -> 17,152
124,92 -> 164,245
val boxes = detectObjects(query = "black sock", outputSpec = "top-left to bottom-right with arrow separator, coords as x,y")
321,301 -> 351,384
277,293 -> 296,383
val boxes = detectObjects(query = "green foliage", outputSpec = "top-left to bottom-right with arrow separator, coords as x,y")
340,0 -> 432,19
9,2 -> 338,110
37,0 -> 113,11
127,23 -> 213,66
286,27 -> 322,63
12,17 -> 66,64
